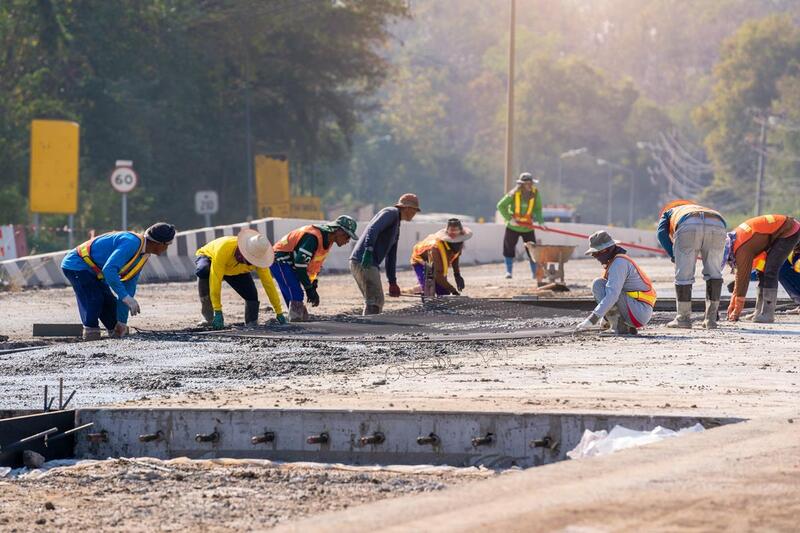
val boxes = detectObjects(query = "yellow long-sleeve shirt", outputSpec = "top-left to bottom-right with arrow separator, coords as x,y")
196,236 -> 283,315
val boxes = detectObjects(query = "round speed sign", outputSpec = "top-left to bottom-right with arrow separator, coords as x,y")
110,166 -> 138,193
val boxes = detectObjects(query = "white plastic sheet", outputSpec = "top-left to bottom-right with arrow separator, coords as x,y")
567,423 -> 704,459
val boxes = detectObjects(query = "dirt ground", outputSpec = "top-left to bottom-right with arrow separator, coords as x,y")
1,257 -> 799,531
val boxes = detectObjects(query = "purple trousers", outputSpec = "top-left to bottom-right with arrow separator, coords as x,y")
413,263 -> 449,296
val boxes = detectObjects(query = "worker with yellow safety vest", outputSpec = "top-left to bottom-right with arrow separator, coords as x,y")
195,229 -> 285,329
270,216 -> 358,322
726,214 -> 800,322
575,231 -> 656,335
410,218 -> 472,296
656,200 -> 727,329
496,172 -> 544,280
61,223 -> 176,340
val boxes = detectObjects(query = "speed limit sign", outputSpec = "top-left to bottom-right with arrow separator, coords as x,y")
110,164 -> 138,193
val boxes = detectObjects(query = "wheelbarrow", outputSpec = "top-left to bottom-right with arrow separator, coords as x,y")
525,243 -> 576,284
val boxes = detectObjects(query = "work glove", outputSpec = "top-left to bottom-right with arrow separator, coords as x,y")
360,249 -> 374,268
455,274 -> 465,292
306,285 -> 320,307
388,282 -> 401,298
211,310 -> 225,330
276,313 -> 288,325
113,322 -> 129,338
727,296 -> 746,322
574,313 -> 599,332
122,296 -> 140,316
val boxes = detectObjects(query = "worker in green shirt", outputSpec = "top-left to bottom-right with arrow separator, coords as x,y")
497,172 -> 544,279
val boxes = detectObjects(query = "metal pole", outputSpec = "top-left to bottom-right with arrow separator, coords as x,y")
557,157 -> 562,205
754,116 -> 767,216
244,65 -> 255,221
67,214 -> 74,248
122,193 -> 128,230
33,213 -> 40,238
607,167 -> 613,226
628,172 -> 635,227
204,213 -> 211,228
503,0 -> 516,193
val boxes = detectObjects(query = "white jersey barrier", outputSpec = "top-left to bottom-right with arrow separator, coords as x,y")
0,218 -> 661,289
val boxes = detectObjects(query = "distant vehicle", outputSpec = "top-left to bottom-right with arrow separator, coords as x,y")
543,205 -> 580,223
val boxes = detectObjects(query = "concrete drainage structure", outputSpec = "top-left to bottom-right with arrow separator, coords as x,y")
2,408 -> 741,469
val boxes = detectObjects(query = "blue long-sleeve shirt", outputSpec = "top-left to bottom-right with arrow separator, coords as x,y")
61,232 -> 145,323
350,207 -> 401,283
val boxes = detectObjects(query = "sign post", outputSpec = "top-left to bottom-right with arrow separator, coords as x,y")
195,190 -> 219,227
110,160 -> 138,230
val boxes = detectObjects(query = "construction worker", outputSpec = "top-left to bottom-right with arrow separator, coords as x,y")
747,252 -> 800,311
410,218 -> 472,296
61,222 -> 176,340
195,229 -> 286,329
575,230 -> 657,335
497,172 -> 544,280
350,193 -> 420,315
656,200 -> 727,329
726,214 -> 800,322
270,216 -> 359,322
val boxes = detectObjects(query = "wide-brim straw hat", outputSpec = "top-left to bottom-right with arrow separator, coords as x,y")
237,229 -> 274,268
434,226 -> 473,244
583,230 -> 620,255
516,172 -> 540,185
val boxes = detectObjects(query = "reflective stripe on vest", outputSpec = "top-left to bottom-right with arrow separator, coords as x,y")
273,225 -> 331,281
411,235 -> 459,276
76,232 -> 148,282
733,214 -> 788,254
513,189 -> 536,224
668,204 -> 723,238
602,254 -> 657,307
756,251 -> 800,273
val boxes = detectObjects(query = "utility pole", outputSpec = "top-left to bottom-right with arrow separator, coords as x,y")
607,165 -> 613,226
503,0 -> 516,193
754,114 -> 768,216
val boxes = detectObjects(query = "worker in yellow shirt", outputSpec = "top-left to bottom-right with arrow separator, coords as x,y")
195,229 -> 286,329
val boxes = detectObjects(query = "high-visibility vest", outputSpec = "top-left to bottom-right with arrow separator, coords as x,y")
733,214 -> 788,254
410,235 -> 460,276
513,189 -> 537,224
273,225 -> 332,281
668,204 -> 724,238
603,254 -> 657,307
753,251 -> 800,273
76,232 -> 148,282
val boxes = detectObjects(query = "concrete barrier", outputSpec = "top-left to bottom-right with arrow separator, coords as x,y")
0,218 -> 661,289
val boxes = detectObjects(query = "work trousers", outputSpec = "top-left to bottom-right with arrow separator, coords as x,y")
62,268 -> 118,330
269,261 -> 306,307
413,263 -> 449,296
673,216 -> 727,285
592,278 -> 653,328
779,260 -> 800,303
350,260 -> 384,313
760,231 -> 800,289
502,227 -> 536,260
194,256 -> 258,302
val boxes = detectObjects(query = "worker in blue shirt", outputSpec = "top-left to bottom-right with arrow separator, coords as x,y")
61,222 -> 176,339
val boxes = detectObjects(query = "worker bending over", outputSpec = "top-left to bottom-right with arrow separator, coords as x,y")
61,222 -> 176,340
497,172 -> 544,279
726,214 -> 800,322
410,218 -> 472,296
350,193 -> 420,315
271,216 -> 358,321
195,229 -> 285,329
575,231 -> 656,335
656,200 -> 727,329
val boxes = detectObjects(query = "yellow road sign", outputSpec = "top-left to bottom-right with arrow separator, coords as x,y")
29,120 -> 80,214
254,154 -> 290,218
290,196 -> 324,219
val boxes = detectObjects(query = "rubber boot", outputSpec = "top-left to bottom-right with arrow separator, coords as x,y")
743,287 -> 764,321
703,279 -> 722,329
364,304 -> 381,316
82,326 -> 102,341
604,308 -> 620,333
289,301 -> 307,322
666,284 -> 693,329
244,300 -> 259,327
198,296 -> 214,326
504,257 -> 513,279
753,287 -> 778,323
